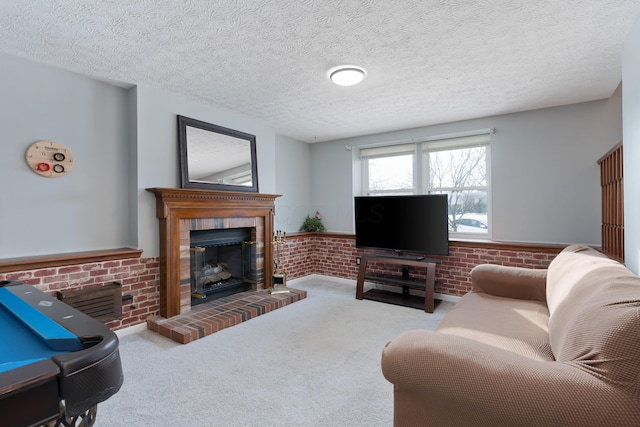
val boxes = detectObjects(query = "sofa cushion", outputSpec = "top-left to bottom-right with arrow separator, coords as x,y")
471,264 -> 547,302
436,292 -> 553,361
546,245 -> 640,393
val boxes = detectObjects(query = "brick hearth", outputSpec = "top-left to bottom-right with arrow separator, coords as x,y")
147,288 -> 306,344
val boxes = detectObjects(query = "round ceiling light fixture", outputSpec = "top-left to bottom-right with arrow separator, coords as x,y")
329,66 -> 367,86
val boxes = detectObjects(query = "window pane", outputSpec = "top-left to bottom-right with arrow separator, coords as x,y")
367,154 -> 413,192
431,190 -> 488,233
428,146 -> 486,188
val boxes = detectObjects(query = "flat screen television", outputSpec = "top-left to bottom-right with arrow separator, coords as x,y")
354,194 -> 449,257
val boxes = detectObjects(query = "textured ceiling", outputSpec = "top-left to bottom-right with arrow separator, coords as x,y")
1,0 -> 639,143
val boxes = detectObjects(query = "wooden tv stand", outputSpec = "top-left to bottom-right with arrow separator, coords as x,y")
356,255 -> 439,313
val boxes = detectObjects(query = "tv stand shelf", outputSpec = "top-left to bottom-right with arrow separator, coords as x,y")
363,273 -> 426,289
356,255 -> 439,313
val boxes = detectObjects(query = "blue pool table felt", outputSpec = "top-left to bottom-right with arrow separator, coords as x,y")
0,287 -> 82,373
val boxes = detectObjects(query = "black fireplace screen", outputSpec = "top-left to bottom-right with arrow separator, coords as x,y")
190,228 -> 256,304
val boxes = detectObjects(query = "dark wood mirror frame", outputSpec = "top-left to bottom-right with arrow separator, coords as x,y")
177,115 -> 259,192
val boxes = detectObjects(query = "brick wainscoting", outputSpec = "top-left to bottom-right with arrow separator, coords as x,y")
279,233 -> 563,297
0,256 -> 161,330
0,235 -> 565,330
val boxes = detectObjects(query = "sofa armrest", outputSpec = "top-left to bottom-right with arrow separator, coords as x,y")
471,264 -> 547,302
381,330 -> 640,426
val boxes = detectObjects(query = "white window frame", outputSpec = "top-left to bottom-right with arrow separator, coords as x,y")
360,131 -> 492,239
361,143 -> 417,195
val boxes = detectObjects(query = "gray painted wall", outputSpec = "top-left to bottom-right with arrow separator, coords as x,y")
0,53 -> 280,259
126,87 -> 139,249
1,36 -> 636,261
310,94 -> 622,246
623,14 -> 640,274
0,53 -> 131,258
274,134 -> 311,232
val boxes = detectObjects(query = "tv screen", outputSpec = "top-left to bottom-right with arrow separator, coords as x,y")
354,195 -> 449,256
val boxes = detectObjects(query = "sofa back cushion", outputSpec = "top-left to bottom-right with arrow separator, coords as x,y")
546,245 -> 640,393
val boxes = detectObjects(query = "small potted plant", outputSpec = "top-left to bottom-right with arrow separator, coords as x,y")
300,211 -> 326,232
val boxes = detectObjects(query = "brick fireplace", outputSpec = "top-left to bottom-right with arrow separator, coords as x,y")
148,188 -> 279,318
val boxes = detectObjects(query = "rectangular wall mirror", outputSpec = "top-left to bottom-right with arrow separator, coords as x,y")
177,115 -> 258,192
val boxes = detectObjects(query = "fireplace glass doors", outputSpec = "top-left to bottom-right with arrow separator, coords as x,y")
190,228 -> 256,305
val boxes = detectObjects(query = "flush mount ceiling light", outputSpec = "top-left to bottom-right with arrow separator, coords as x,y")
329,66 -> 366,86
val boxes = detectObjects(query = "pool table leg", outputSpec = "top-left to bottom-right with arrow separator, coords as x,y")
45,404 -> 97,427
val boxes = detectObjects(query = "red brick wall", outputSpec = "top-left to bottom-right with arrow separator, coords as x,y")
0,257 -> 160,330
434,245 -> 557,295
1,234 -> 563,330
280,233 -> 561,296
277,235 -> 315,279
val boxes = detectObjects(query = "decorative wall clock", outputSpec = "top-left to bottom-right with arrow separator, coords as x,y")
25,140 -> 74,178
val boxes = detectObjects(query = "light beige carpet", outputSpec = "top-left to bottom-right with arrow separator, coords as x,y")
96,277 -> 453,427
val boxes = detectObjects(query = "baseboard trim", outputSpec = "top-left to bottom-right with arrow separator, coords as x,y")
289,274 -> 355,286
115,322 -> 148,337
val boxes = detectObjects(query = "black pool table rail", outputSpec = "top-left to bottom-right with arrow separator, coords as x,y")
0,280 -> 124,427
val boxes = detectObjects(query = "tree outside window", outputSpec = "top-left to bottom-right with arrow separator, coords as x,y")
426,145 -> 488,234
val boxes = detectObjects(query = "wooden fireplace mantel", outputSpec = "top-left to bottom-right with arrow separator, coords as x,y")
147,188 -> 280,318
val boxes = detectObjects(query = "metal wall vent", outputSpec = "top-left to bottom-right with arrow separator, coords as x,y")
57,282 -> 122,323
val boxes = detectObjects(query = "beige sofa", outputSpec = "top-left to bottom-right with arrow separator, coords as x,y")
381,245 -> 640,426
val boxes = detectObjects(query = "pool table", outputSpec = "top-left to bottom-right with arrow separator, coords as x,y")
0,280 -> 123,427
